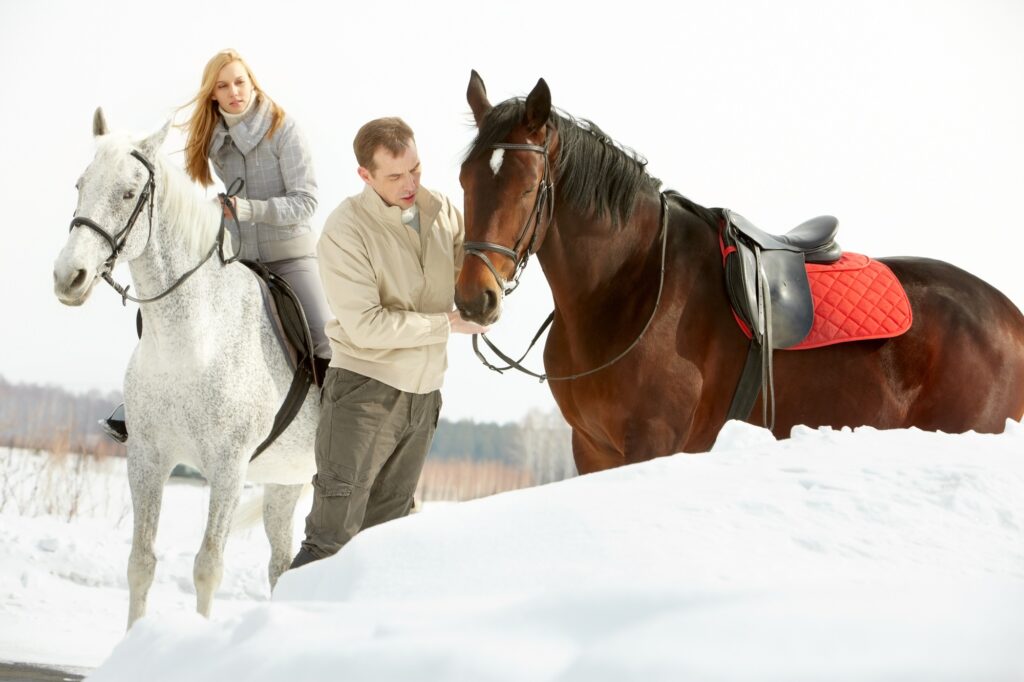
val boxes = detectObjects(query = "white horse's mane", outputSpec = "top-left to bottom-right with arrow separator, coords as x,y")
96,134 -> 224,260
154,154 -> 225,260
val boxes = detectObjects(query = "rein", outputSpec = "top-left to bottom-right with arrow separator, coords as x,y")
472,191 -> 672,383
69,150 -> 242,306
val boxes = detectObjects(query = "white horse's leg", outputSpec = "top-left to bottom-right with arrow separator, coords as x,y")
126,449 -> 170,629
262,483 -> 305,589
193,468 -> 244,618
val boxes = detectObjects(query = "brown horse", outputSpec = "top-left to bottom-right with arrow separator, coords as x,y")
455,71 -> 1024,474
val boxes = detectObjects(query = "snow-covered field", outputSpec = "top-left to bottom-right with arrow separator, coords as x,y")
2,421 -> 1023,680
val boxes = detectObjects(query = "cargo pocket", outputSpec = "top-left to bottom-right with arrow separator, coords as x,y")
312,474 -> 354,531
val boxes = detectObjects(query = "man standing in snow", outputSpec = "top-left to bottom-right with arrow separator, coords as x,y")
290,117 -> 487,568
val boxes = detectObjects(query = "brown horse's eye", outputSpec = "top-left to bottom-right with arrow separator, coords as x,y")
522,188 -> 534,197
123,190 -> 135,200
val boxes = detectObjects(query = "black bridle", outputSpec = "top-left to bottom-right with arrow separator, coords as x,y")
466,126 -> 672,383
472,192 -> 671,383
463,132 -> 555,296
68,149 -> 241,305
70,149 -> 156,278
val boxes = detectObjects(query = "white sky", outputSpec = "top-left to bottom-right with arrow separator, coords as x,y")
2,421 -> 1022,677
1,0 -> 1022,423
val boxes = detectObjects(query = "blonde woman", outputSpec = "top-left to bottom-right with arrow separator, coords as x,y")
102,49 -> 330,442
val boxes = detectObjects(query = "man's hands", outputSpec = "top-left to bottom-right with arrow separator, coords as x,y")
446,310 -> 490,335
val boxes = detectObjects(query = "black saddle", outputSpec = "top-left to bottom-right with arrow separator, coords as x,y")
720,209 -> 843,428
241,260 -> 320,461
728,212 -> 840,262
723,210 -> 842,350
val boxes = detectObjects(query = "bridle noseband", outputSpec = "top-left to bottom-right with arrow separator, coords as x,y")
463,131 -> 555,296
68,149 -> 241,305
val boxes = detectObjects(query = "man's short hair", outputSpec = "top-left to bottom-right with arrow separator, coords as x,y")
354,117 -> 416,171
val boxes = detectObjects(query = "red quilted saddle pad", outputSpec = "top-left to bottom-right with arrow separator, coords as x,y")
789,252 -> 912,350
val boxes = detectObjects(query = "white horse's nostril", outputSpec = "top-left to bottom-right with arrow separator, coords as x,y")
71,269 -> 87,289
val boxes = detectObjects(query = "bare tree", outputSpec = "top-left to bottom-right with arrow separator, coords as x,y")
516,408 -> 577,485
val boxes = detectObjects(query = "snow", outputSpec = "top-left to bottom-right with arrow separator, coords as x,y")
2,421 -> 1023,680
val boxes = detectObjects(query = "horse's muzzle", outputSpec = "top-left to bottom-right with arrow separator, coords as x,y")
53,264 -> 96,306
455,287 -> 502,326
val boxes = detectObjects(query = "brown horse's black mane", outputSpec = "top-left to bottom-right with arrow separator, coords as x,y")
467,99 -> 670,226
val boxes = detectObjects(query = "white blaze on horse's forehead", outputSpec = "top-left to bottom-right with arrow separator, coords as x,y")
490,149 -> 505,176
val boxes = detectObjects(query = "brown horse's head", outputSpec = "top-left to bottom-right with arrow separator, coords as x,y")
456,71 -> 557,326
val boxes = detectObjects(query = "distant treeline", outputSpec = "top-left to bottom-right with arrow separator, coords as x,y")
0,376 -> 124,458
0,376 -> 576,482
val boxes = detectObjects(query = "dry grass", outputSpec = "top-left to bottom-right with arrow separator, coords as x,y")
417,459 -> 535,502
0,445 -> 131,524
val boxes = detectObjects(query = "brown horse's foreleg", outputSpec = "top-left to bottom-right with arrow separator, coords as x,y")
570,428 -> 624,474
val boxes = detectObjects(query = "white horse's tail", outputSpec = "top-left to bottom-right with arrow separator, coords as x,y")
230,483 -> 313,533
230,492 -> 265,533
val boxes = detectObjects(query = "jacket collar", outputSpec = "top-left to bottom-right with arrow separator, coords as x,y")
358,184 -> 442,232
209,95 -> 273,156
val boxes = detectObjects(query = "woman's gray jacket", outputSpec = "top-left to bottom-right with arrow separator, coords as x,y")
209,96 -> 318,262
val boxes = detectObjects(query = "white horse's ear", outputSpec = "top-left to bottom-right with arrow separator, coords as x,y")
139,119 -> 171,156
93,107 -> 109,137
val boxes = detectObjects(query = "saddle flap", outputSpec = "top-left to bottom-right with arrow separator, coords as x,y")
242,261 -> 315,376
725,234 -> 815,349
761,249 -> 815,348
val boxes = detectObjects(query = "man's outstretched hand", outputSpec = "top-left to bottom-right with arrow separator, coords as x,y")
446,310 -> 491,335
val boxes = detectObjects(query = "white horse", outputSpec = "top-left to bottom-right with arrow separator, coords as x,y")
52,110 -> 317,628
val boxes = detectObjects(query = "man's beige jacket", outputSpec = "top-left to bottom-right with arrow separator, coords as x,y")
317,184 -> 464,394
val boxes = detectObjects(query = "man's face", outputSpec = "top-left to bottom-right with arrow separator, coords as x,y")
359,141 -> 421,209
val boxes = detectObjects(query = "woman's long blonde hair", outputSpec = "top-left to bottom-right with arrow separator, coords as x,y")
180,49 -> 285,186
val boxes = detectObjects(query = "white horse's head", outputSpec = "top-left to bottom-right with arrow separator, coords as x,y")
53,109 -> 170,306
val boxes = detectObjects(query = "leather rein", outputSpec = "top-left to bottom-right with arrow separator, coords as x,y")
69,149 -> 241,306
468,133 -> 671,383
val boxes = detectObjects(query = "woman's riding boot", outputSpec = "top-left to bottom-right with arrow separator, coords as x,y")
100,403 -> 128,444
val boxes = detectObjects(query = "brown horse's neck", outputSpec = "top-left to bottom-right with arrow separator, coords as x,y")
535,187 -> 730,384
537,190 -> 665,306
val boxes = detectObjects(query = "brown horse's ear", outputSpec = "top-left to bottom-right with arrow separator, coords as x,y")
93,107 -> 109,137
524,78 -> 551,133
467,70 -> 492,127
